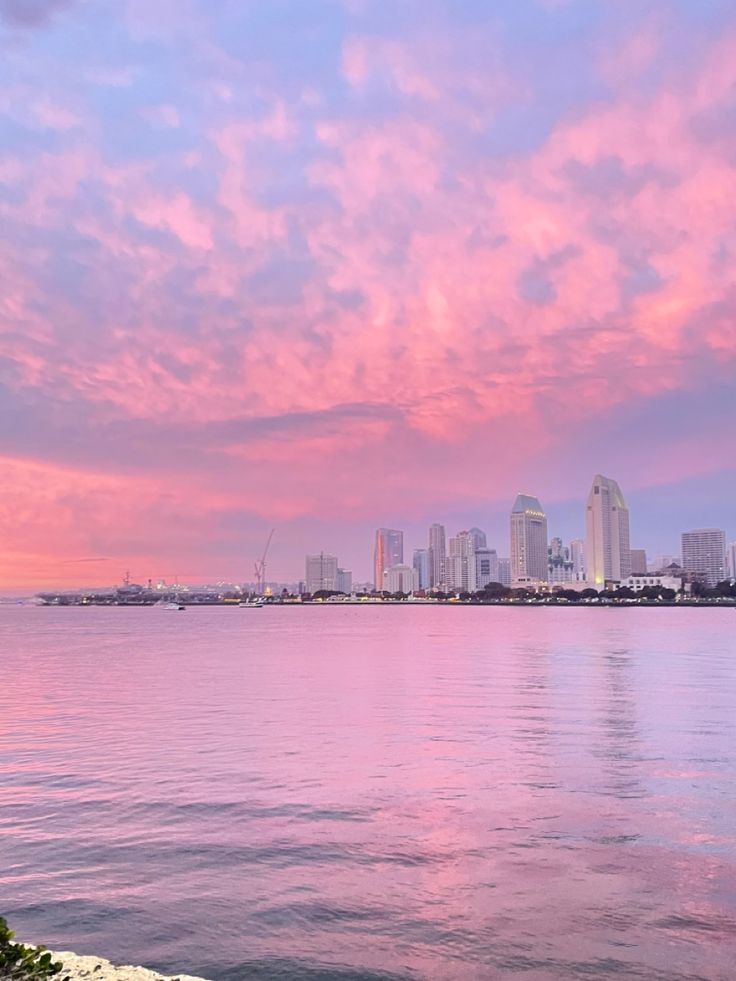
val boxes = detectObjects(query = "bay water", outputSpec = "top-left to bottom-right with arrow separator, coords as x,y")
1,606 -> 735,979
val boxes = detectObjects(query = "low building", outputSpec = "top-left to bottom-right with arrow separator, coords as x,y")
622,574 -> 682,593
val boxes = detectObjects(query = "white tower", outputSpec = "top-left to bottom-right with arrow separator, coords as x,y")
585,475 -> 631,585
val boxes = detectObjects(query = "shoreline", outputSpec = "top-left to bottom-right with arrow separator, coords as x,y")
46,949 -> 211,981
28,599 -> 736,609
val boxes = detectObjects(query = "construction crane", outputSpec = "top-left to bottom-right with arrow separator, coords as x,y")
254,529 -> 275,595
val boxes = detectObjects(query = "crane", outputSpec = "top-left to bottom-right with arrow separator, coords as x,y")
254,529 -> 275,595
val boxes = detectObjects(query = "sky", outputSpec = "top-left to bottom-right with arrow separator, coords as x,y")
0,0 -> 735,589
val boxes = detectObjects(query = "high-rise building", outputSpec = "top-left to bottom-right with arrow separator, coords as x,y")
475,547 -> 499,589
447,531 -> 477,593
726,542 -> 736,580
374,528 -> 403,590
336,568 -> 352,594
650,554 -> 679,573
498,557 -> 511,586
412,548 -> 430,590
428,523 -> 446,590
510,494 -> 548,582
383,564 -> 418,594
569,538 -> 585,580
585,475 -> 631,585
305,553 -> 338,594
681,529 -> 726,587
468,527 -> 487,550
547,537 -> 574,583
629,549 -> 647,575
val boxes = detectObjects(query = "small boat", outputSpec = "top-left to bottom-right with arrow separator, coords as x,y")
160,601 -> 185,610
239,601 -> 263,608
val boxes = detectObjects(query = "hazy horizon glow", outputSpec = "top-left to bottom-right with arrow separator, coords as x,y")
1,0 -> 735,588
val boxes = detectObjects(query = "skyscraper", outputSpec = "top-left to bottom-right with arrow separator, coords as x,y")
510,494 -> 548,582
498,558 -> 511,586
547,537 -> 574,583
468,527 -> 487,550
585,475 -> 631,585
447,531 -> 477,593
374,528 -> 403,590
305,553 -> 338,594
412,548 -> 430,590
681,529 -> 726,587
336,568 -> 352,594
725,541 -> 736,580
569,538 -> 585,580
428,523 -> 446,590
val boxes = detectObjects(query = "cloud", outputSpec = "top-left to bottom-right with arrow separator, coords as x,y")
0,0 -> 735,585
0,0 -> 71,28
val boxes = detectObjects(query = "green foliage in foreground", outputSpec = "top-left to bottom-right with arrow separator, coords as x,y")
0,919 -> 68,981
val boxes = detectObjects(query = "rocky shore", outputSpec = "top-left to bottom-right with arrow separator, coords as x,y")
49,950 -> 211,981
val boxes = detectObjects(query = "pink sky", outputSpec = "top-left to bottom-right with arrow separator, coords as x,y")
0,0 -> 735,588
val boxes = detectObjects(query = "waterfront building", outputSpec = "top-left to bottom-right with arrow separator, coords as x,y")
475,547 -> 499,589
428,523 -> 447,590
623,573 -> 682,593
498,557 -> 511,586
510,494 -> 548,583
569,538 -> 585,580
383,564 -> 418,594
468,527 -> 487,550
681,529 -> 726,587
630,549 -> 647,575
305,553 -> 338,594
726,542 -> 736,580
585,475 -> 631,585
412,548 -> 430,590
336,568 -> 353,594
447,531 -> 477,593
547,537 -> 574,583
374,528 -> 403,591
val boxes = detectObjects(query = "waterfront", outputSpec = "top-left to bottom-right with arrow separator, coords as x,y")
1,606 -> 735,980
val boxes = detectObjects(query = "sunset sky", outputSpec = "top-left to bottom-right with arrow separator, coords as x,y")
1,0 -> 735,589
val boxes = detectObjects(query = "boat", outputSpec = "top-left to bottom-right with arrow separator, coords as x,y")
158,600 -> 186,610
239,600 -> 263,608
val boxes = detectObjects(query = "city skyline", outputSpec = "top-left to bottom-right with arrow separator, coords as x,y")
36,474 -> 732,593
1,1 -> 736,590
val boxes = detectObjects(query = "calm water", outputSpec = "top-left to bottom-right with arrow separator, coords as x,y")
1,606 -> 735,980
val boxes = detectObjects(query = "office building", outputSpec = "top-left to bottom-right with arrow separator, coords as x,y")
428,523 -> 446,590
447,531 -> 477,593
569,538 -> 585,580
305,553 -> 338,594
726,542 -> 736,580
374,528 -> 403,590
498,557 -> 511,586
383,564 -> 418,594
412,548 -> 430,590
510,494 -> 548,582
681,529 -> 726,587
475,547 -> 499,589
585,475 -> 631,585
336,568 -> 352,594
630,549 -> 647,575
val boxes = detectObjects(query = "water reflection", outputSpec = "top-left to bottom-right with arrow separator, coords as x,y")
1,606 -> 735,980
